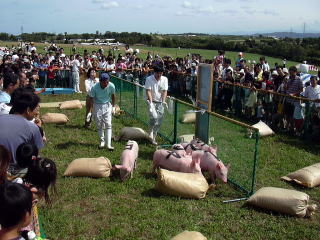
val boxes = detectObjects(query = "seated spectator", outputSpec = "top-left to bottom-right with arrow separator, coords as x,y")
0,182 -> 33,240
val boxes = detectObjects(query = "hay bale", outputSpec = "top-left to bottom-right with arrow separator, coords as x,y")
281,163 -> 320,188
41,113 -> 69,124
250,120 -> 274,137
178,134 -> 194,143
171,231 -> 207,240
64,157 -> 112,178
155,168 -> 209,199
114,127 -> 151,142
180,112 -> 196,123
59,100 -> 82,110
247,187 -> 317,217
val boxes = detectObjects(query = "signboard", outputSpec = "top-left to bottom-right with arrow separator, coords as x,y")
196,64 -> 214,110
195,64 -> 214,143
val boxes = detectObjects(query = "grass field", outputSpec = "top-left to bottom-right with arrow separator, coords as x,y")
38,92 -> 320,240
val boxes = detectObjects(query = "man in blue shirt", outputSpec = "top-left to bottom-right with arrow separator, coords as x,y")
89,73 -> 116,150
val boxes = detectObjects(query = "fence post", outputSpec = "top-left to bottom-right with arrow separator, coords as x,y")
302,100 -> 310,139
134,83 -> 137,118
173,99 -> 178,144
250,130 -> 260,196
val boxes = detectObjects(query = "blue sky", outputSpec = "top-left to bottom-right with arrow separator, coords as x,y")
2,0 -> 320,35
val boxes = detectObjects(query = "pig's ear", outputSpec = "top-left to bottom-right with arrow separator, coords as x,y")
113,165 -> 123,170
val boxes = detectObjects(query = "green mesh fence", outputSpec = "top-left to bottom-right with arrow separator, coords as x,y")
110,75 -> 259,196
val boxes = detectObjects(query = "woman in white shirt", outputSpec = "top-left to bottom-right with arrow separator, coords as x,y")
84,68 -> 99,127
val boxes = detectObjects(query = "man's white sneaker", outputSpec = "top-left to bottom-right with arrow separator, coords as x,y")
86,113 -> 92,122
99,141 -> 105,149
107,146 -> 114,151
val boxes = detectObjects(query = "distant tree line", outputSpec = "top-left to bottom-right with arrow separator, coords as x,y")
0,31 -> 319,65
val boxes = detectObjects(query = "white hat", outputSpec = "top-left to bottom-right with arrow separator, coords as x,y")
60,53 -> 66,58
135,49 -> 140,54
283,68 -> 289,74
272,70 -> 278,76
239,52 -> 243,56
239,69 -> 245,74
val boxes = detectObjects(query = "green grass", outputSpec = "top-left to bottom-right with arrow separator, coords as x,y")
38,92 -> 320,240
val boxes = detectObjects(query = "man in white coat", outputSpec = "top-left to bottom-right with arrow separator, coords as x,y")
145,65 -> 168,145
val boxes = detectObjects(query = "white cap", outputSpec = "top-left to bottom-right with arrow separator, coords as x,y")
60,53 -> 66,58
283,68 -> 289,74
27,231 -> 36,240
239,69 -> 245,74
272,70 -> 278,76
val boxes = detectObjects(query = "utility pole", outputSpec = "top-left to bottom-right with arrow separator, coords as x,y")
303,22 -> 306,39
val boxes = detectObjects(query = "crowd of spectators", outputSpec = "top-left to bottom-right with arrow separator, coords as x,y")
1,43 -> 320,139
0,43 -> 57,239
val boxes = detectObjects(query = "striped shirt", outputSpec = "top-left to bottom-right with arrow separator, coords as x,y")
285,76 -> 303,103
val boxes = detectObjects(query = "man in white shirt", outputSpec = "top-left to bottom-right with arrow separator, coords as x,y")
72,54 -> 82,93
304,76 -> 320,108
145,65 -> 168,145
84,68 -> 99,127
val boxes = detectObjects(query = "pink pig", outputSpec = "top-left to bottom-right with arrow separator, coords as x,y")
114,140 -> 139,181
180,142 -> 200,155
171,144 -> 187,157
152,149 -> 201,174
198,150 -> 230,183
190,138 -> 214,152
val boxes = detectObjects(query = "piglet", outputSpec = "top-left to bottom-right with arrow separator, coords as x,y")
200,150 -> 230,183
190,138 -> 214,152
114,140 -> 139,181
152,149 -> 201,174
180,142 -> 200,155
171,144 -> 187,157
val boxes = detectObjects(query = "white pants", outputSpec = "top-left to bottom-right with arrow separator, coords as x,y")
94,102 -> 112,131
148,102 -> 165,134
72,71 -> 80,93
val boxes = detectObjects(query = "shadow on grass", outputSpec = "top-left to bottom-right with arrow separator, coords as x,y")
275,136 -> 320,155
55,141 -> 97,149
141,188 -> 162,198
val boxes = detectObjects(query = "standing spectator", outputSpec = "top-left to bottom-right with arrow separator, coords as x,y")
84,68 -> 99,127
284,66 -> 303,133
72,54 -> 82,93
89,73 -> 116,150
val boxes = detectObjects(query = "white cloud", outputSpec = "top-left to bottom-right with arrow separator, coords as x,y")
198,6 -> 215,14
261,9 -> 278,16
101,1 -> 119,9
182,1 -> 193,8
135,5 -> 143,9
92,0 -> 104,3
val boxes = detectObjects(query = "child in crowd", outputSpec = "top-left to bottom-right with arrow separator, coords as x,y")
0,144 -> 11,184
11,143 -> 57,203
0,181 -> 33,240
293,101 -> 305,136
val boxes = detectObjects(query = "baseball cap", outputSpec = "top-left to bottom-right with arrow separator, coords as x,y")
282,68 -> 289,74
100,73 -> 110,81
